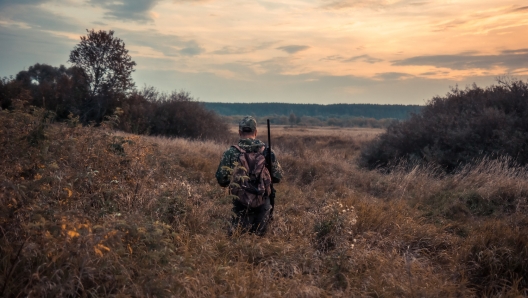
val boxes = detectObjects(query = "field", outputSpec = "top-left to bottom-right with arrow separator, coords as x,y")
1,107 -> 527,297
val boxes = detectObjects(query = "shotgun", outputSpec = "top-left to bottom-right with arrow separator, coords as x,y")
266,119 -> 275,220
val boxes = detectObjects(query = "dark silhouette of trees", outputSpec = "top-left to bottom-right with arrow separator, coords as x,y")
289,112 -> 297,127
203,102 -> 422,120
148,90 -> 230,141
14,64 -> 88,118
69,29 -> 136,123
2,29 -> 230,141
1,77 -> 24,110
117,87 -> 155,135
359,79 -> 528,172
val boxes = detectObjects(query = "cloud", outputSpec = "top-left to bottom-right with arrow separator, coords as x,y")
254,56 -> 295,73
501,49 -> 528,54
89,0 -> 161,22
209,62 -> 257,78
133,67 -> 377,103
0,0 -> 49,8
321,0 -> 410,10
513,6 -> 528,12
433,6 -> 526,32
132,56 -> 185,72
213,46 -> 254,55
276,45 -> 310,54
320,54 -> 382,63
179,43 -> 204,56
0,25 -> 74,77
419,71 -> 438,76
320,55 -> 345,61
374,72 -> 414,80
119,30 -> 204,57
257,1 -> 293,10
433,19 -> 469,32
392,50 -> 528,70
0,5 -> 83,32
344,54 -> 383,63
409,2 -> 429,6
212,42 -> 276,55
133,66 -> 498,105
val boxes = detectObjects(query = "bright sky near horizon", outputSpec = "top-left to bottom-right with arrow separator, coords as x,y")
1,0 -> 527,104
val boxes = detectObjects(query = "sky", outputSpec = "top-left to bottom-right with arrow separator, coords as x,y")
0,0 -> 527,104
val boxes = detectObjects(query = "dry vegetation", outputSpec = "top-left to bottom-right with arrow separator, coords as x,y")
360,80 -> 528,171
1,104 -> 527,297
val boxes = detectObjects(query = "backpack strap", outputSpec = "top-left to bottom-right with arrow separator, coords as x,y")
232,145 -> 246,153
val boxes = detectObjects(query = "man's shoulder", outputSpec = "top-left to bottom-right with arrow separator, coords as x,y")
221,145 -> 238,156
238,138 -> 265,146
236,138 -> 265,153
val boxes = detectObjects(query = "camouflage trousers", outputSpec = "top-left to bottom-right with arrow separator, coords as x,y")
230,198 -> 271,236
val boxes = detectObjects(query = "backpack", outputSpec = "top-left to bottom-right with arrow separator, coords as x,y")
229,145 -> 272,208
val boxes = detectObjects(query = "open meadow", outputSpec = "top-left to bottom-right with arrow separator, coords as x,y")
1,106 -> 527,297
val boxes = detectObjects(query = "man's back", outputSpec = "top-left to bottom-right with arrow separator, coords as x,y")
216,138 -> 283,187
216,116 -> 283,236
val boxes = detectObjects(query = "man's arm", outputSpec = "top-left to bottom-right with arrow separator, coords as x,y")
215,149 -> 234,187
265,149 -> 283,183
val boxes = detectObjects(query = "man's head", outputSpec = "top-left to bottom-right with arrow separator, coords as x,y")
239,116 -> 257,139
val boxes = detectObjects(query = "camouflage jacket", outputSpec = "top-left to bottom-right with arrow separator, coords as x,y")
216,138 -> 283,187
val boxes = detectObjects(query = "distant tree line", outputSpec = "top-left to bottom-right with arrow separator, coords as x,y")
0,29 -> 229,141
204,102 -> 422,120
223,114 -> 397,128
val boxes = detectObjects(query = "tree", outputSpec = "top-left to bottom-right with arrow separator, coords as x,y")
289,112 -> 297,127
14,64 -> 88,117
68,29 -> 136,123
69,29 -> 136,98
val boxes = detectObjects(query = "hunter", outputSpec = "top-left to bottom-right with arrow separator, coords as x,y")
216,116 -> 283,236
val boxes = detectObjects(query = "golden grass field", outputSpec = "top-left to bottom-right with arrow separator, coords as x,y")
1,107 -> 527,297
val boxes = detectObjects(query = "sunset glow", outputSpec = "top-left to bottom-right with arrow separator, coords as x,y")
1,0 -> 527,104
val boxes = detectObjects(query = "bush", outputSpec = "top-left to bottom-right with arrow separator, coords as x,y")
116,87 -> 155,135
149,90 -> 230,141
359,79 -> 528,172
2,66 -> 230,141
14,64 -> 89,119
0,77 -> 30,110
114,87 -> 231,141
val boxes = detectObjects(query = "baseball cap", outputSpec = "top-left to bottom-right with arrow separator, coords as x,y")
239,116 -> 257,132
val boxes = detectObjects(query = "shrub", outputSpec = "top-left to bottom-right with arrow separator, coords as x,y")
313,201 -> 356,252
14,64 -> 89,119
461,219 -> 528,295
0,77 -> 30,110
116,88 -> 155,135
147,90 -> 231,141
3,66 -> 230,141
359,79 -> 528,172
2,26 -> 229,142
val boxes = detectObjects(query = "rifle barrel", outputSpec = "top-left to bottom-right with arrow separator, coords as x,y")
267,119 -> 275,219
267,119 -> 271,153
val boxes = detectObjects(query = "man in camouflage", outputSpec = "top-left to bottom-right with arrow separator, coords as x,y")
216,116 -> 283,236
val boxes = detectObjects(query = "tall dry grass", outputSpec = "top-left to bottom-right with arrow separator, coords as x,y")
1,105 -> 527,297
